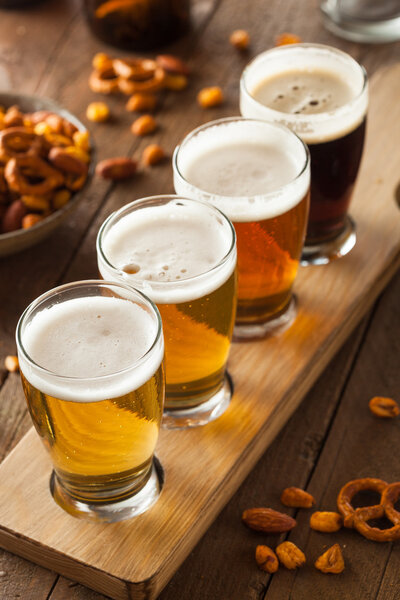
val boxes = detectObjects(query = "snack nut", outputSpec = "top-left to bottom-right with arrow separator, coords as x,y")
315,544 -> 344,574
229,29 -> 250,50
96,157 -> 137,181
275,32 -> 302,46
242,507 -> 296,533
369,396 -> 400,418
142,144 -> 165,166
86,102 -> 110,122
156,54 -> 190,76
1,199 -> 26,233
5,355 -> 19,372
22,213 -> 44,229
197,87 -> 224,109
164,74 -> 188,91
276,541 -> 306,570
131,115 -> 157,136
126,93 -> 157,113
281,487 -> 315,508
255,545 -> 279,573
310,511 -> 343,533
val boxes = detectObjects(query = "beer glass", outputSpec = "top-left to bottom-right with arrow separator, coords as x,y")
240,44 -> 368,265
173,117 -> 310,339
97,195 -> 237,429
16,280 -> 165,522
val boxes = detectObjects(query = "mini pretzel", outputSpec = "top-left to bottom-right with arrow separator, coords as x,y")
337,477 -> 388,528
337,478 -> 400,542
89,65 -> 120,94
5,155 -> 64,196
0,127 -> 43,159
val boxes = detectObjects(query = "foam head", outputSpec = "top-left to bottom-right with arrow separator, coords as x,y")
97,196 -> 237,304
240,44 -> 368,144
17,282 -> 164,402
173,118 -> 310,222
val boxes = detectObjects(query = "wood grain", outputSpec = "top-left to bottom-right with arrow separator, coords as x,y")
0,63 -> 399,600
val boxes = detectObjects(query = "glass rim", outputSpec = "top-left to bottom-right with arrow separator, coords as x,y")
16,279 -> 163,383
97,194 -> 237,289
172,116 -> 310,202
240,42 -> 368,124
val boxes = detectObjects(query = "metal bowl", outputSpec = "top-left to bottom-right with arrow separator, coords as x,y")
0,93 -> 93,257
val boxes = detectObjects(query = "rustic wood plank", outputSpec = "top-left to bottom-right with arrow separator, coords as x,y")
264,273 -> 400,599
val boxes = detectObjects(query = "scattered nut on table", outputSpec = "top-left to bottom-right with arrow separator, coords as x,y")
4,355 -> 19,372
86,102 -> 110,122
197,86 -> 224,108
255,545 -> 279,573
126,93 -> 157,113
276,541 -> 306,569
369,396 -> 400,418
315,544 -> 344,574
142,144 -> 165,166
229,29 -> 250,50
310,511 -> 343,533
281,487 -> 315,508
131,114 -> 157,136
242,507 -> 296,533
275,32 -> 302,46
96,157 -> 137,180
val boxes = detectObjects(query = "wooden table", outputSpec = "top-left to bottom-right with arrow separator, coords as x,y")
0,0 -> 399,598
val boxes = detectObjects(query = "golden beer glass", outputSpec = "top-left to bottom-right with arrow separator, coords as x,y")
16,280 -> 165,522
97,195 -> 237,429
173,117 -> 310,339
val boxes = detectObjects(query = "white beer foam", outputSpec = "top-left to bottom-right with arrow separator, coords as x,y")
99,198 -> 236,304
240,44 -> 368,144
18,296 -> 163,402
173,119 -> 309,222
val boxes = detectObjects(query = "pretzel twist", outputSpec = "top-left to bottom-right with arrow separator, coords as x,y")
5,155 -> 64,196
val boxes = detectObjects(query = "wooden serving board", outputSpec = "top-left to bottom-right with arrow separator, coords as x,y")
0,65 -> 399,600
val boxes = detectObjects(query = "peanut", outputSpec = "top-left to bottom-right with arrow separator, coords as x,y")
255,545 -> 279,573
164,74 -> 188,91
142,144 -> 165,166
281,487 -> 315,508
315,544 -> 344,574
229,29 -> 250,50
369,396 -> 400,418
197,86 -> 224,109
52,189 -> 71,210
310,511 -> 343,533
126,93 -> 157,113
131,114 -> 157,136
276,541 -> 306,569
73,130 -> 90,152
5,355 -> 19,372
86,102 -> 110,123
22,213 -> 44,229
21,195 -> 50,212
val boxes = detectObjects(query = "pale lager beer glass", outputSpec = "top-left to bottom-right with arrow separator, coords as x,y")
240,44 -> 368,265
173,117 -> 310,339
16,280 -> 165,522
97,195 -> 237,429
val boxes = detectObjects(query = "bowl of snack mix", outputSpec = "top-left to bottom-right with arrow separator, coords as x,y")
0,93 -> 93,256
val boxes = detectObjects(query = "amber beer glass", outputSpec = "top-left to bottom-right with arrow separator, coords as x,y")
97,195 -> 237,429
173,117 -> 310,339
16,280 -> 165,522
240,44 -> 368,265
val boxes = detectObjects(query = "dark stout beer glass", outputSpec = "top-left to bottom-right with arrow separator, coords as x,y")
240,44 -> 368,265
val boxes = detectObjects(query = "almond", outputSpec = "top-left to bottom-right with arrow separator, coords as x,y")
1,199 -> 27,233
242,508 -> 296,533
156,54 -> 190,76
96,157 -> 137,180
48,147 -> 88,176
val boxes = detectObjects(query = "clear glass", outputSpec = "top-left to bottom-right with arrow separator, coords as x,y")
173,117 -> 310,339
16,280 -> 165,522
240,44 -> 368,265
97,195 -> 237,428
321,0 -> 400,43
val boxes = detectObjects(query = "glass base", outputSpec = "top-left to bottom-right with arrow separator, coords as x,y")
50,458 -> 164,523
162,373 -> 232,429
233,295 -> 297,341
321,2 -> 400,43
301,216 -> 356,266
